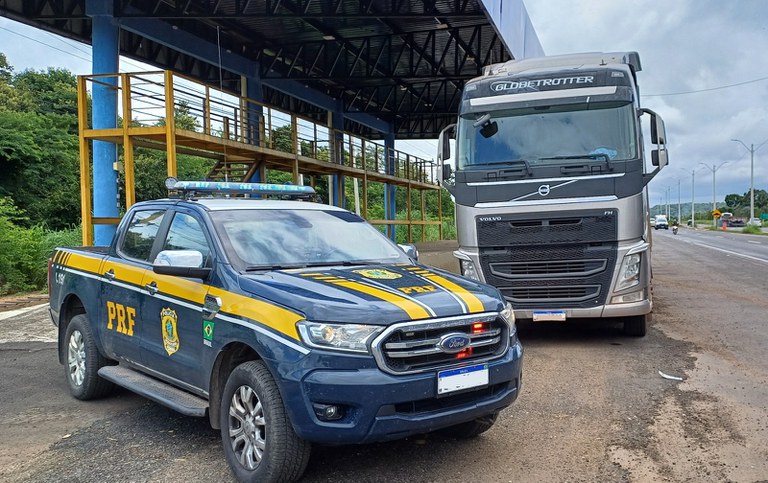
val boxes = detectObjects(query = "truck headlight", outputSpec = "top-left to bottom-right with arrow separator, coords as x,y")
617,253 -> 641,290
460,259 -> 480,281
297,321 -> 383,353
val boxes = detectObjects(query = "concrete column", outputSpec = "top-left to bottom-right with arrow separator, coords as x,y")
88,1 -> 120,245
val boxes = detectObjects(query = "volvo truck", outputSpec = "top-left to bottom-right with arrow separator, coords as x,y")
438,52 -> 669,336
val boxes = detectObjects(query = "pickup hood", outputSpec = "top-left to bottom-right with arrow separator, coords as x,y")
238,264 -> 502,324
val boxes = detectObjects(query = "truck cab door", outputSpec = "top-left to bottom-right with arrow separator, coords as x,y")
139,210 -> 213,392
100,209 -> 168,365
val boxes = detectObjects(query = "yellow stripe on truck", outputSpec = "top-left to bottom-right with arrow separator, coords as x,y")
208,287 -> 304,340
328,280 -> 431,320
421,272 -> 485,313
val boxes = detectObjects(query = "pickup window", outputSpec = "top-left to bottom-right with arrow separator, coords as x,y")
162,212 -> 212,266
120,210 -> 165,261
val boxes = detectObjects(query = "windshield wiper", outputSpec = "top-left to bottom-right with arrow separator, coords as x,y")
537,153 -> 613,172
471,159 -> 532,177
244,263 -> 307,271
303,259 -> 379,268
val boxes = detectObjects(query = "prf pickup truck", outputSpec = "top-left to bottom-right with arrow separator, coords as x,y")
48,181 -> 523,483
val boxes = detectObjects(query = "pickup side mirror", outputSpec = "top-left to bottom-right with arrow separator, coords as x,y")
397,243 -> 419,261
153,249 -> 211,279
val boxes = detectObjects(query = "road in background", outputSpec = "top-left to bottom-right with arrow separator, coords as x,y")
1,233 -> 767,482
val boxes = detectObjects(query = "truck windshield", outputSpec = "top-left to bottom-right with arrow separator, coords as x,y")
209,209 -> 409,270
457,102 -> 637,169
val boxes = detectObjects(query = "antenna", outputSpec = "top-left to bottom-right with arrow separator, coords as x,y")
216,25 -> 229,182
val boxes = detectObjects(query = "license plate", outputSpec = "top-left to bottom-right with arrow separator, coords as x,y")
533,310 -> 566,322
437,363 -> 489,395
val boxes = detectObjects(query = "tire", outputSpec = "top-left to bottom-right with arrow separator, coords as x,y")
438,412 -> 498,439
64,314 -> 115,400
622,314 -> 648,337
220,361 -> 311,483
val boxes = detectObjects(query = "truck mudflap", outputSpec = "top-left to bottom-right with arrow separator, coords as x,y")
272,342 -> 523,444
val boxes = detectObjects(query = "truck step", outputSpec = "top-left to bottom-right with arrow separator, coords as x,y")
98,365 -> 209,417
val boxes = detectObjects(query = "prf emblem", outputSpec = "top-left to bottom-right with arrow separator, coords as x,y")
352,269 -> 402,280
161,308 -> 180,356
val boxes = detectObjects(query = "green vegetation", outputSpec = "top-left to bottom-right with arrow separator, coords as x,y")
742,224 -> 763,235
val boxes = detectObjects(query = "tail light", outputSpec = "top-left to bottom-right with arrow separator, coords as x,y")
47,257 -> 53,295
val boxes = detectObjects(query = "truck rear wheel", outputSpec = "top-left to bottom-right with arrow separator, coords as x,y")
64,314 -> 115,400
220,361 -> 311,483
438,412 -> 498,439
622,314 -> 648,337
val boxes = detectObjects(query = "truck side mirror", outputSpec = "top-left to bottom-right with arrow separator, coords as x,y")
652,148 -> 668,168
441,163 -> 453,181
437,123 -> 456,162
153,249 -> 211,279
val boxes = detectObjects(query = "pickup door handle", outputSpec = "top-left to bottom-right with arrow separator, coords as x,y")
104,269 -> 116,281
144,281 -> 159,295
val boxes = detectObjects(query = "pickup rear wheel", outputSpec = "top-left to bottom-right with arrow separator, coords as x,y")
438,412 -> 498,439
622,314 -> 648,337
64,314 -> 114,400
220,361 -> 311,483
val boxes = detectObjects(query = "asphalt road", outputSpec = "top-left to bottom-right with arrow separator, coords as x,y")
1,231 -> 767,482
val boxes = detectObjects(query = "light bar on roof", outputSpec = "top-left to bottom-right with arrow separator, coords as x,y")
171,180 -> 316,196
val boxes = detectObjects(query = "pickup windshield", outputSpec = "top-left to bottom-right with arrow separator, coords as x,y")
457,102 -> 637,169
209,209 -> 409,270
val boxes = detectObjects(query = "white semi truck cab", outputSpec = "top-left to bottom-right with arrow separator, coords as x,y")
438,52 -> 669,336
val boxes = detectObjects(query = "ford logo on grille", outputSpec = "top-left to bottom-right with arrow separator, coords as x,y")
437,333 -> 471,354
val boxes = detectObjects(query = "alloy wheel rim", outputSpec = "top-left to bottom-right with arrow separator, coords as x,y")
67,330 -> 86,387
228,385 -> 266,470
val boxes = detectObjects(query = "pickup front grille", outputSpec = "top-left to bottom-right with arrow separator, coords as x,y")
371,313 -> 509,375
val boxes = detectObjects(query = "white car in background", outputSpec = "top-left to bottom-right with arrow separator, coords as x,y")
747,218 -> 763,227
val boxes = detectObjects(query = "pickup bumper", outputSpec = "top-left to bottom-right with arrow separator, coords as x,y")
273,341 -> 523,444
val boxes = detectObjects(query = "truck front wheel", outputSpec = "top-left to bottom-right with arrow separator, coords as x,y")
622,314 -> 648,337
438,412 -> 498,439
220,361 -> 311,483
64,314 -> 114,400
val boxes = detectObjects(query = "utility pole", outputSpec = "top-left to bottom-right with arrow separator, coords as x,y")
699,162 -> 728,227
680,167 -> 698,228
731,138 -> 768,221
677,179 -> 681,223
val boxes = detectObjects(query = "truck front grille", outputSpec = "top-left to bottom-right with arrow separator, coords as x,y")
371,313 -> 509,375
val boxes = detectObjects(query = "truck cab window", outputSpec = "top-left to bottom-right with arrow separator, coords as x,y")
120,210 -> 165,262
162,213 -> 211,266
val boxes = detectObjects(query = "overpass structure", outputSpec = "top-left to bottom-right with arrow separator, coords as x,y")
1,0 -> 543,245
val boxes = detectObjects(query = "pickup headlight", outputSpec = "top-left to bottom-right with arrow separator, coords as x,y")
297,321 -> 383,354
617,252 -> 641,290
500,302 -> 517,340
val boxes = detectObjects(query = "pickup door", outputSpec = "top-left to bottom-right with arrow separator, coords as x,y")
139,209 -> 213,392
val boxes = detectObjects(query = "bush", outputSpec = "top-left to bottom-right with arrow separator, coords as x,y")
0,197 -> 82,295
742,224 -> 763,235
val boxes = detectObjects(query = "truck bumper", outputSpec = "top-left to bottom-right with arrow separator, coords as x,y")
274,341 -> 523,444
513,297 -> 651,320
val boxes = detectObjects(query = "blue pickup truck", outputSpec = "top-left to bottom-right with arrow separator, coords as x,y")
48,181 -> 523,482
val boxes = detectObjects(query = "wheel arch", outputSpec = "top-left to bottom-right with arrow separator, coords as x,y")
208,341 -> 263,429
57,294 -> 86,364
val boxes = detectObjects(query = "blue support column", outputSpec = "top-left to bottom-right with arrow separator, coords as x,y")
88,2 -> 119,245
384,132 -> 397,241
245,74 -> 265,183
331,104 -> 345,207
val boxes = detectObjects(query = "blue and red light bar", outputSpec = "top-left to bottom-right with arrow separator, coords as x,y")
167,178 -> 316,197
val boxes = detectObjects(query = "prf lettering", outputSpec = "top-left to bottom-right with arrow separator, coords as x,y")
106,301 -> 136,336
398,285 -> 437,294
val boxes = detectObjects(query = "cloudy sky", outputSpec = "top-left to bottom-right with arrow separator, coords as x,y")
526,0 -> 768,210
2,2 -> 768,210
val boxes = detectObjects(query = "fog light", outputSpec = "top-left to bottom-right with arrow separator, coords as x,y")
313,403 -> 344,421
611,289 -> 644,304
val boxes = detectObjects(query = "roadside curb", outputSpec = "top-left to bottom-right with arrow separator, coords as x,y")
0,303 -> 49,321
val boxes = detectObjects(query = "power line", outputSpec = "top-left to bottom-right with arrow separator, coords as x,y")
643,74 -> 768,97
0,25 -> 92,64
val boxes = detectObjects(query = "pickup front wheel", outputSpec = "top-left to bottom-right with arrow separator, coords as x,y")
64,314 -> 114,400
220,361 -> 311,483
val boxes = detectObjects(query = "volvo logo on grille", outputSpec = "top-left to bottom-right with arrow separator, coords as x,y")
538,184 -> 551,196
479,216 -> 502,222
437,333 -> 471,354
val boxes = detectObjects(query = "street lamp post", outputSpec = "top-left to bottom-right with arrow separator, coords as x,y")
680,167 -> 699,227
731,138 -> 768,222
677,179 -> 681,224
699,162 -> 728,227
